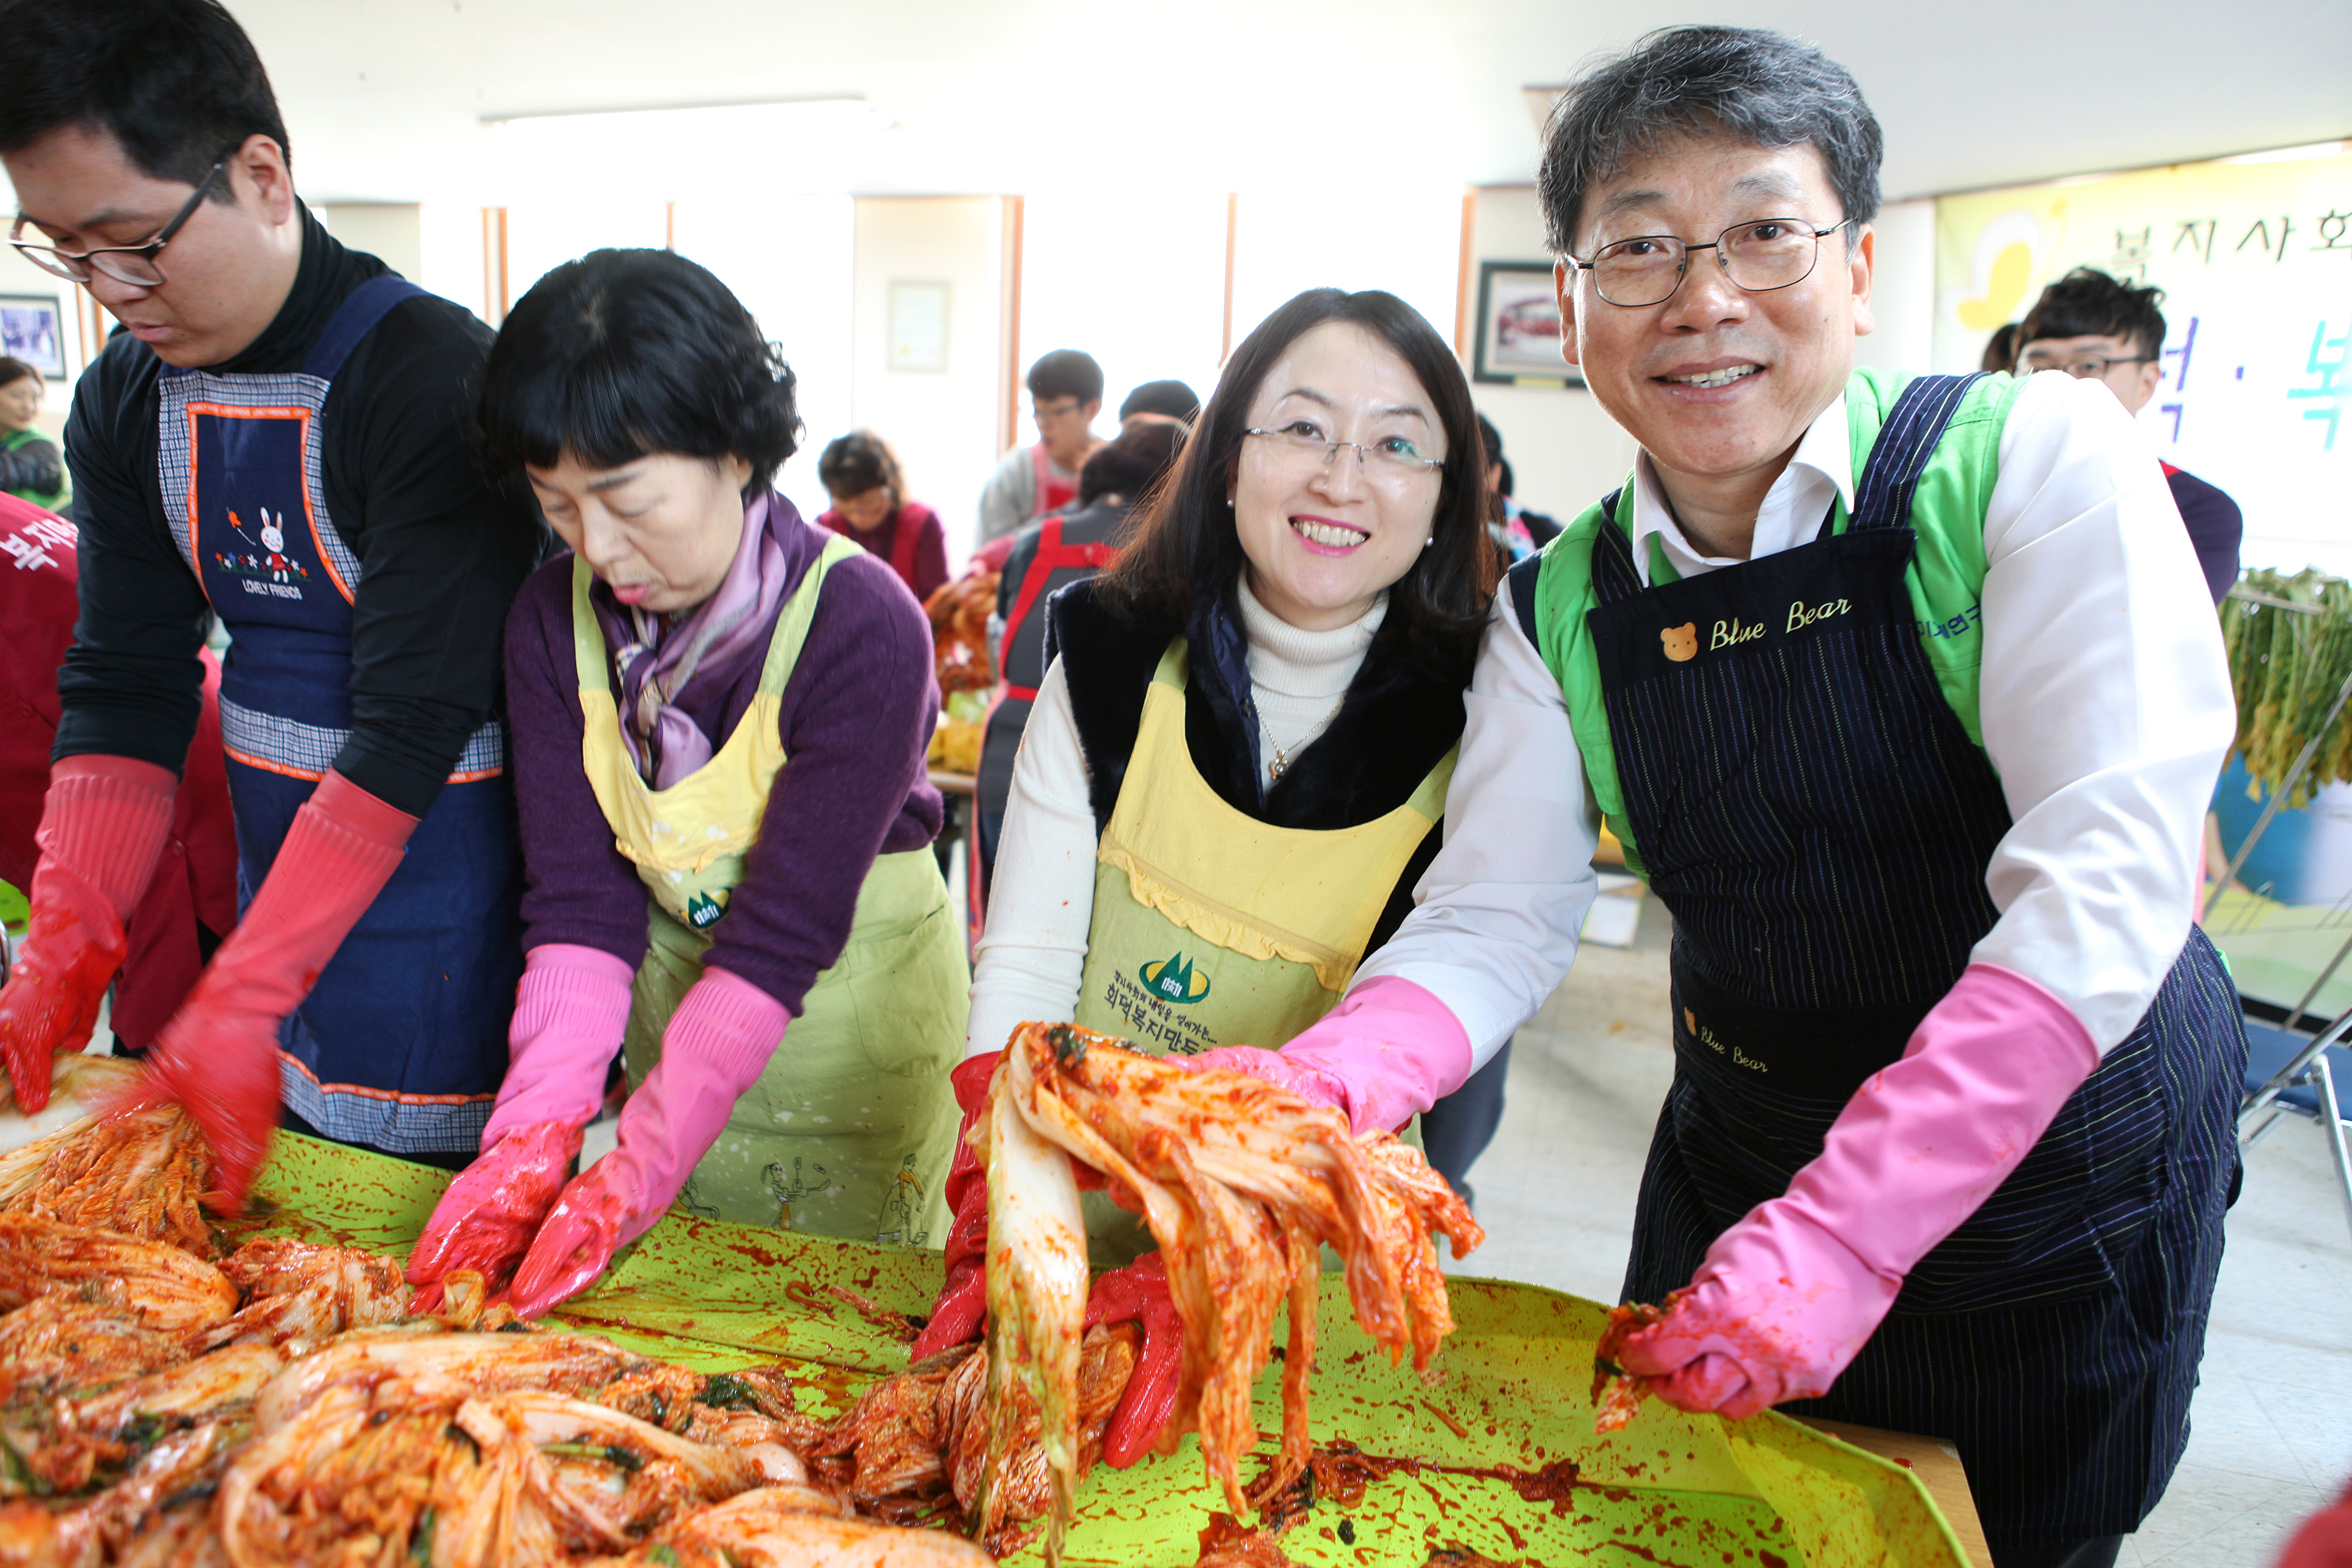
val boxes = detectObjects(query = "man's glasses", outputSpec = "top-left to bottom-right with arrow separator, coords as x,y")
2017,353 -> 2154,381
1032,398 -> 1086,422
10,155 -> 232,288
1244,424 -> 1445,488
1566,217 -> 1854,308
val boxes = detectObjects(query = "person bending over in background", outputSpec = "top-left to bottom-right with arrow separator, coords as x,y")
977,348 -> 1105,543
0,0 -> 544,1196
816,429 -> 948,603
1117,377 -> 1200,430
2015,266 -> 2240,602
0,358 -> 66,509
406,248 -> 963,1319
974,417 -> 1188,904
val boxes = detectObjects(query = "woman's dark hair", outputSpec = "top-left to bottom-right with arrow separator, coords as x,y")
1980,322 -> 2019,374
0,0 -> 291,191
1100,287 -> 1495,678
1539,26 -> 1880,255
478,248 -> 800,486
0,357 -> 35,392
817,430 -> 905,502
1079,418 -> 1184,505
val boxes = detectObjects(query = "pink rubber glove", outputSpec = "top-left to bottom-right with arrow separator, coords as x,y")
507,965 -> 789,1318
404,1121 -> 583,1313
0,756 -> 175,1109
405,944 -> 635,1309
1083,1251 -> 1183,1467
1191,975 -> 1474,1135
129,771 -> 416,1205
1614,963 -> 2099,1420
908,1051 -> 1001,1362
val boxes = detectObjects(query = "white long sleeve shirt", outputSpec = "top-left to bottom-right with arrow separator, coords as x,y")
965,583 -> 1388,1059
1359,370 -> 2233,1068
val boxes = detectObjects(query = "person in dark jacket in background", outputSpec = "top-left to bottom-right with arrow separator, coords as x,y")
0,0 -> 545,1199
975,418 -> 1186,903
815,429 -> 948,604
2016,268 -> 2241,602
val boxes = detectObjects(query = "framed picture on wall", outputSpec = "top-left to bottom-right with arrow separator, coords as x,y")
0,295 -> 67,379
1473,262 -> 1578,387
887,279 -> 950,373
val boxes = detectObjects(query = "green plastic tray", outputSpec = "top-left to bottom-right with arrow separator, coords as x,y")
245,1132 -> 1972,1568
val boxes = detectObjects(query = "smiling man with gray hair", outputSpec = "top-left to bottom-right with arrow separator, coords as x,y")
1186,26 -> 2243,1568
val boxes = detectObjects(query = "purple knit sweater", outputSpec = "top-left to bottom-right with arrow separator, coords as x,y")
505,512 -> 944,1015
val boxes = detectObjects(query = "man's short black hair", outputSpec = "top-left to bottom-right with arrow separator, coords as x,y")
1026,350 -> 1104,407
1538,26 -> 1881,255
1981,323 -> 2019,374
2017,268 -> 2169,361
1118,379 -> 1199,424
0,0 -> 290,194
478,248 -> 801,487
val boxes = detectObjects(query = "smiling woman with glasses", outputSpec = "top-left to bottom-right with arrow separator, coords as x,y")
907,288 -> 1498,1446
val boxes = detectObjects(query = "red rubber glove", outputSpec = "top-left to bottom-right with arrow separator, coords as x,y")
405,944 -> 635,1310
1083,1251 -> 1183,1467
907,1051 -> 1000,1362
2278,1480 -> 2352,1568
404,1120 -> 584,1313
1613,965 -> 2099,1420
0,757 -> 175,1109
507,967 -> 788,1319
128,771 -> 416,1207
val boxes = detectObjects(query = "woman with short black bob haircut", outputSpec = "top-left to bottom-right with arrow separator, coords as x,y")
407,248 -> 963,1319
910,288 -> 1496,1426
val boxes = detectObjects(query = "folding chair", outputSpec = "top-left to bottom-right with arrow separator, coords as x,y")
2239,1007 -> 2352,1248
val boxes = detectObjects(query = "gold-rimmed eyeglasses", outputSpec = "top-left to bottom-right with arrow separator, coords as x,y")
1566,217 -> 1854,308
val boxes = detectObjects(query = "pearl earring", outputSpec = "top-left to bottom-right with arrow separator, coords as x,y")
1423,536 -> 1435,549
1225,498 -> 1235,508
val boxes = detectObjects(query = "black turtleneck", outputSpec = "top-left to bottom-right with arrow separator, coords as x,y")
56,210 -> 547,817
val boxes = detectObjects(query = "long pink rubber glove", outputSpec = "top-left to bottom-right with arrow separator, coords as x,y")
130,771 -> 416,1206
1613,963 -> 2100,1419
1190,975 -> 1474,1135
0,756 -> 175,1109
405,944 -> 637,1310
507,965 -> 788,1319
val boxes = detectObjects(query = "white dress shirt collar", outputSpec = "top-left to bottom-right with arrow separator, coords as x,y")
1627,393 -> 1857,586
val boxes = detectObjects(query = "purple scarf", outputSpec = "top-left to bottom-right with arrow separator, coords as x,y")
593,489 -> 799,788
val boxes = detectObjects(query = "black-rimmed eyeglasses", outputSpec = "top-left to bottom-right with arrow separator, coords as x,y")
10,155 -> 233,288
1566,218 -> 1854,308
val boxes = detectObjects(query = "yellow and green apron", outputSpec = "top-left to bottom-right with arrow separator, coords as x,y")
573,534 -> 962,1249
1068,639 -> 1452,1259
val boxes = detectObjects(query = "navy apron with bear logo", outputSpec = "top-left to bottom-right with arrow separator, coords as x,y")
1587,374 -> 2244,1550
157,275 -> 523,1155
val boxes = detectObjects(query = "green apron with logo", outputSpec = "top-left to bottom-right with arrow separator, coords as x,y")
573,535 -> 961,1249
1068,638 -> 1452,1260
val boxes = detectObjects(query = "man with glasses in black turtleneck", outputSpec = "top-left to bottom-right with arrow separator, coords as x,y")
0,0 -> 545,1203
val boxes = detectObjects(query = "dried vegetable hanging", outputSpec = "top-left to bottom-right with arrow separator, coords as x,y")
2221,568 -> 2352,807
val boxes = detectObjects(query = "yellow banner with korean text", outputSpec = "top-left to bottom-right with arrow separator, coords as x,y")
1934,146 -> 2352,574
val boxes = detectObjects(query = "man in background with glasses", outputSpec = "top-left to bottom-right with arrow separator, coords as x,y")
2014,266 -> 2241,602
1211,26 -> 2238,1568
0,0 -> 544,1203
976,348 -> 1106,546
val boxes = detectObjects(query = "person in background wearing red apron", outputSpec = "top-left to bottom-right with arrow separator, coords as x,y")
0,0 -> 545,1199
973,418 -> 1187,906
815,430 -> 948,605
1189,29 -> 2243,1568
975,349 -> 1104,546
0,493 -> 237,1052
2013,268 -> 2241,603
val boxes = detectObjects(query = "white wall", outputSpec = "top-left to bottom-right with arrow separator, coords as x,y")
850,198 -> 1010,568
315,203 -> 425,284
1464,186 -> 1638,522
1854,198 -> 1936,378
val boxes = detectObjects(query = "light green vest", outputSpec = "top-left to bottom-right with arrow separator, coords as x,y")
1530,368 -> 2027,875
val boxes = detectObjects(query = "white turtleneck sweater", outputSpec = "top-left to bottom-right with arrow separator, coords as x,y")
963,581 -> 1389,1060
